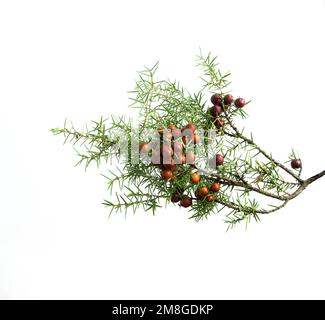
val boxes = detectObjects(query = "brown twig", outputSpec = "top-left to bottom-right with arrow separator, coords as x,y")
223,112 -> 304,183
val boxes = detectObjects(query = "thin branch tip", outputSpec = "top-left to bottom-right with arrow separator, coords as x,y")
305,169 -> 325,185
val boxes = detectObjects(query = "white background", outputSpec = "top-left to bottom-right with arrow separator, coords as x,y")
1,0 -> 325,299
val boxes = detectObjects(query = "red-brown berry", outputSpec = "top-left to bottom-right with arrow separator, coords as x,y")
211,94 -> 223,106
206,195 -> 215,202
182,123 -> 196,133
224,94 -> 234,105
214,119 -> 225,128
210,183 -> 221,193
209,105 -> 223,116
291,159 -> 302,169
171,194 -> 181,203
180,196 -> 192,208
209,154 -> 224,169
161,169 -> 173,180
195,192 -> 204,200
186,123 -> 196,131
198,186 -> 209,197
235,97 -> 246,108
215,154 -> 224,166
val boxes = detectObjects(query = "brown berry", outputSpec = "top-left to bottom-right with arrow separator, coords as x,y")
180,196 -> 192,208
195,190 -> 203,200
214,119 -> 225,128
291,159 -> 302,169
190,172 -> 201,184
215,154 -> 224,166
235,97 -> 246,108
224,94 -> 234,105
209,105 -> 223,116
211,94 -> 223,106
182,123 -> 196,133
171,194 -> 181,203
161,169 -> 173,180
210,183 -> 221,193
206,195 -> 215,202
198,186 -> 209,197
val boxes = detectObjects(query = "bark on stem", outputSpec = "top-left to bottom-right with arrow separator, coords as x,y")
199,168 -> 325,215
305,170 -> 325,185
285,169 -> 325,201
223,112 -> 304,183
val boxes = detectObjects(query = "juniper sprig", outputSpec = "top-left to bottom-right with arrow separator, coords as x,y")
52,51 -> 325,228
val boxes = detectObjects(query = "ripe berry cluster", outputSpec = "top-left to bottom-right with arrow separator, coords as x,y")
209,93 -> 302,172
139,122 -> 198,181
209,94 -> 245,129
138,93 -> 252,209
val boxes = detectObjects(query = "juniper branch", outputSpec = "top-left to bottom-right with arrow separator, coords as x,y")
52,51 -> 325,227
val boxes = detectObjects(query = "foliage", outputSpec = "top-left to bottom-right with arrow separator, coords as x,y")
52,51 -> 325,228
